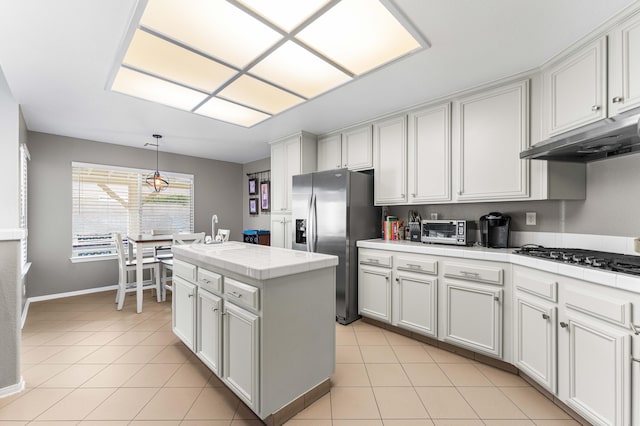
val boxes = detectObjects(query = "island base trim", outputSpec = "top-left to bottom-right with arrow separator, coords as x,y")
262,379 -> 330,426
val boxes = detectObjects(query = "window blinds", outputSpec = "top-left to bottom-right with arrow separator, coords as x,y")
71,162 -> 194,258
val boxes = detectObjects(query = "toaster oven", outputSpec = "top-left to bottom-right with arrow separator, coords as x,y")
421,219 -> 475,246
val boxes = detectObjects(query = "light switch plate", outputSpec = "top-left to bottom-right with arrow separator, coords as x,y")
526,212 -> 537,226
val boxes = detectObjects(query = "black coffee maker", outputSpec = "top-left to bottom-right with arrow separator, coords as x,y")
479,212 -> 511,248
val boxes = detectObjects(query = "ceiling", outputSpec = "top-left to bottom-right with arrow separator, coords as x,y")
0,0 -> 636,164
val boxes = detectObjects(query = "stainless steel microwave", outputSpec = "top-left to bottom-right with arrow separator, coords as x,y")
421,219 -> 475,246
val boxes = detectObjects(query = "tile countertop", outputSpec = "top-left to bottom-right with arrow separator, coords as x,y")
172,241 -> 338,281
357,239 -> 640,294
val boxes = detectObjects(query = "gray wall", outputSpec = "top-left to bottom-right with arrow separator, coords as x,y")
388,154 -> 640,238
27,131 -> 243,298
242,157 -> 271,232
0,65 -> 21,391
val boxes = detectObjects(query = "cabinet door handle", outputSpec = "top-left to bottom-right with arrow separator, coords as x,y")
410,193 -> 416,197
560,321 -> 568,328
228,291 -> 243,298
493,295 -> 500,302
188,293 -> 193,298
400,194 -> 405,197
395,277 -> 399,282
541,313 -> 549,320
612,96 -> 623,103
336,164 -> 341,168
385,276 -> 389,281
591,105 -> 601,111
212,307 -> 218,312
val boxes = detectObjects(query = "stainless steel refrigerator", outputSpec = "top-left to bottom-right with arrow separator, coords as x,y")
292,169 -> 381,325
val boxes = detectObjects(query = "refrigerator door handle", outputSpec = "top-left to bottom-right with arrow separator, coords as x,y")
306,195 -> 312,252
311,193 -> 318,252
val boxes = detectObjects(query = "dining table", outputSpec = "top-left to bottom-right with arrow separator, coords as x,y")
127,234 -> 173,313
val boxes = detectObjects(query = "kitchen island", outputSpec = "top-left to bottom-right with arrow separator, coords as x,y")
171,241 -> 338,426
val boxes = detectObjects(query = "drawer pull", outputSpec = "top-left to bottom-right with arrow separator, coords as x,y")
228,291 -> 243,298
367,259 -> 380,264
460,271 -> 480,277
406,264 -> 422,269
200,278 -> 210,284
612,96 -> 623,103
541,313 -> 549,320
560,321 -> 568,328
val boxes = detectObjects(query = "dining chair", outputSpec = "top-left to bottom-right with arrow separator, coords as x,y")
151,229 -> 172,259
114,233 -> 161,310
160,232 -> 205,301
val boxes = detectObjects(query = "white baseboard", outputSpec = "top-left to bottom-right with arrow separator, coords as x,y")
0,379 -> 25,399
21,284 -> 118,329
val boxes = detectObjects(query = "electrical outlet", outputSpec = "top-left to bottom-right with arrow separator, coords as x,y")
430,213 -> 438,220
526,212 -> 537,226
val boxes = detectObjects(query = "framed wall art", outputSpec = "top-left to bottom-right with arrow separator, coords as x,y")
248,177 -> 258,195
260,180 -> 270,212
249,198 -> 259,215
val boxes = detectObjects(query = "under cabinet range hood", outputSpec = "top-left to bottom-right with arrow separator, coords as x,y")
520,106 -> 640,162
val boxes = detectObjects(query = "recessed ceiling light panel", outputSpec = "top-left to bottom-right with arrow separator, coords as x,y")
123,30 -> 237,93
250,40 -> 352,98
296,0 -> 422,75
112,67 -> 207,111
195,97 -> 271,127
236,0 -> 331,32
140,0 -> 282,68
218,75 -> 305,115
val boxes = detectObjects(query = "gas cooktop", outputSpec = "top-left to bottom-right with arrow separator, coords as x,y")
514,245 -> 640,276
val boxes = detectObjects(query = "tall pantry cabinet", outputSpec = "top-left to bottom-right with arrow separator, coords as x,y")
269,132 -> 317,249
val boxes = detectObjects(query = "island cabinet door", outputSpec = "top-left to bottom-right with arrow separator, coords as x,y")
223,301 -> 260,411
173,276 -> 196,351
197,289 -> 222,376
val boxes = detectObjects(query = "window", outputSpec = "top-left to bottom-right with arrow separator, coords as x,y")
72,162 -> 194,259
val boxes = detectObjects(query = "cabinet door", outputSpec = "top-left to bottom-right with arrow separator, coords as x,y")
223,302 -> 260,411
271,137 -> 301,213
373,115 -> 407,205
408,103 -> 451,203
609,11 -> 640,115
358,265 -> 391,323
172,276 -> 196,351
443,280 -> 503,358
395,272 -> 437,338
544,37 -> 607,136
559,315 -> 631,426
514,294 -> 557,393
197,289 -> 222,376
342,125 -> 373,170
270,214 -> 291,249
317,134 -> 342,171
456,80 -> 529,201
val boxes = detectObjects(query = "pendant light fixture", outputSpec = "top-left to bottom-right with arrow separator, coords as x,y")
145,134 -> 169,192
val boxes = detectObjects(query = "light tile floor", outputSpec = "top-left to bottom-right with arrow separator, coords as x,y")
0,291 -> 582,426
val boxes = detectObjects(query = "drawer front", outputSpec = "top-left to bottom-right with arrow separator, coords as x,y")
359,251 -> 392,268
396,255 -> 437,275
224,278 -> 259,310
443,262 -> 503,285
564,287 -> 632,328
173,259 -> 197,282
197,268 -> 222,294
514,270 -> 558,302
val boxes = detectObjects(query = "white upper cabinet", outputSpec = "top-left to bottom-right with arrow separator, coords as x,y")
608,10 -> 640,115
373,115 -> 407,205
317,134 -> 342,171
543,37 -> 607,137
270,132 -> 316,214
341,125 -> 373,170
455,79 -> 530,201
407,102 -> 451,204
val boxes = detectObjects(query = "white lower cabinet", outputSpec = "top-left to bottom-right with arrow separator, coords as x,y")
196,288 -> 222,376
359,264 -> 391,323
514,293 -> 557,393
172,276 -> 196,351
223,301 -> 259,410
394,271 -> 437,338
443,279 -> 503,358
270,213 -> 292,249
